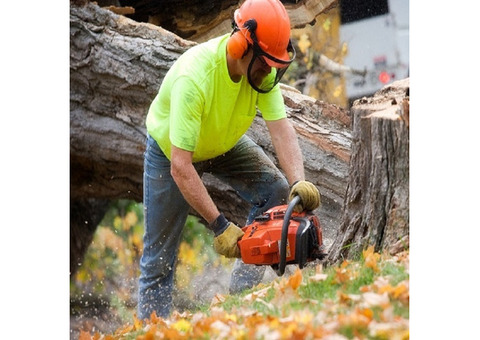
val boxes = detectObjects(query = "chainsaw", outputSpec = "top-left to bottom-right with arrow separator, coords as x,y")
238,196 -> 327,276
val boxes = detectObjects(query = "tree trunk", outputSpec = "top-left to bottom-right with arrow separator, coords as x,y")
70,2 -> 352,245
70,198 -> 111,276
326,78 -> 409,264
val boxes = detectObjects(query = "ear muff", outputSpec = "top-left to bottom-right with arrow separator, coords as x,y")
227,30 -> 248,60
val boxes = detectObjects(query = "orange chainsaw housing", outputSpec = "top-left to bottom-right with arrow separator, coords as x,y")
238,204 -> 324,267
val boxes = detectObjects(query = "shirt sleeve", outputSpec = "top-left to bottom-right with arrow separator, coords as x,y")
169,76 -> 204,152
257,84 -> 287,121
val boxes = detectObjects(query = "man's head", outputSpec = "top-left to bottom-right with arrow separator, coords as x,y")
227,0 -> 296,93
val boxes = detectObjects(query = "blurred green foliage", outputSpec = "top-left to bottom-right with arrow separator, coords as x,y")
70,199 -> 232,324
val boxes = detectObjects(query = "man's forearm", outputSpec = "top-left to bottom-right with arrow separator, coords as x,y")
171,147 -> 220,224
172,163 -> 220,224
266,118 -> 305,185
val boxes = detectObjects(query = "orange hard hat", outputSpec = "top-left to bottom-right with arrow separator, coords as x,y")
232,0 -> 292,68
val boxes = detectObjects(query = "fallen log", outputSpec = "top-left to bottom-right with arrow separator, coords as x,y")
110,0 -> 338,42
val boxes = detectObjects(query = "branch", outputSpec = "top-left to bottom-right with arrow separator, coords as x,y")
319,54 -> 367,77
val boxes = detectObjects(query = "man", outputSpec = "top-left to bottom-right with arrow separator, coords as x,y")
138,0 -> 320,320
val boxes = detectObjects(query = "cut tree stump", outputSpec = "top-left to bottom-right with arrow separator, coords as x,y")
326,78 -> 409,264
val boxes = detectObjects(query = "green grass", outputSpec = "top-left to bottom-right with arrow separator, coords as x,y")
205,251 -> 408,322
299,271 -> 338,301
381,261 -> 409,285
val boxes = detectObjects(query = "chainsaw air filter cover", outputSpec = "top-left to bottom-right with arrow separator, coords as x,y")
238,204 -> 325,268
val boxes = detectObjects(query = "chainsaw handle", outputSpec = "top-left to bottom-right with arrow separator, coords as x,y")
277,195 -> 301,276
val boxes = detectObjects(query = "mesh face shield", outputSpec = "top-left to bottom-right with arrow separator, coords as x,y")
247,39 -> 296,93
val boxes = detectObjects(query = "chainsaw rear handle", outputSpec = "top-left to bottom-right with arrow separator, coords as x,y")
277,195 -> 301,276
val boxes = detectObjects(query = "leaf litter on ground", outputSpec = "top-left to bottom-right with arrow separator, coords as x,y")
78,246 -> 409,340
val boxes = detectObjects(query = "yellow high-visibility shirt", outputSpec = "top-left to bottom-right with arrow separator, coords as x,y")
146,34 -> 286,162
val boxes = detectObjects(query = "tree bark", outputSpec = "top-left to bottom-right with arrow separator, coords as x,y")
326,78 -> 409,264
70,3 -> 196,202
107,0 -> 338,42
70,2 -> 351,244
70,198 -> 111,276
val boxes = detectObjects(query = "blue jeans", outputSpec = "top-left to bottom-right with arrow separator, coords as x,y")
137,134 -> 289,319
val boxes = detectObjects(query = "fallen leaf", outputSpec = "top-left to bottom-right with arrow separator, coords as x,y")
337,310 -> 370,328
363,245 -> 375,259
171,319 -> 191,333
255,324 -> 281,340
133,313 -> 143,330
224,313 -> 238,323
334,267 -> 350,284
309,272 -> 328,282
358,307 -> 374,321
293,310 -> 314,325
210,320 -> 232,338
287,268 -> 303,290
381,305 -> 395,322
363,292 -> 390,307
369,320 -> 409,340
244,313 -> 265,329
78,330 -> 91,340
243,286 -> 270,302
363,246 -> 381,272
210,293 -> 226,307
338,292 -> 361,305
392,281 -> 409,300
322,332 -> 350,339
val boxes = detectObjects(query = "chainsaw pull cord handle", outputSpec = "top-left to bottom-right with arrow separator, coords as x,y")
277,195 -> 301,276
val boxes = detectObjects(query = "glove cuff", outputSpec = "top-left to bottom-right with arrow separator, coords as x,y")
209,213 -> 229,236
290,180 -> 300,189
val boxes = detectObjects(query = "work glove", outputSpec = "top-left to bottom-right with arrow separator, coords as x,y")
209,213 -> 244,258
289,180 -> 321,213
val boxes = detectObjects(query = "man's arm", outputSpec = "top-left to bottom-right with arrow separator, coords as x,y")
265,117 -> 305,185
170,145 -> 220,224
170,145 -> 244,258
266,117 -> 321,212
